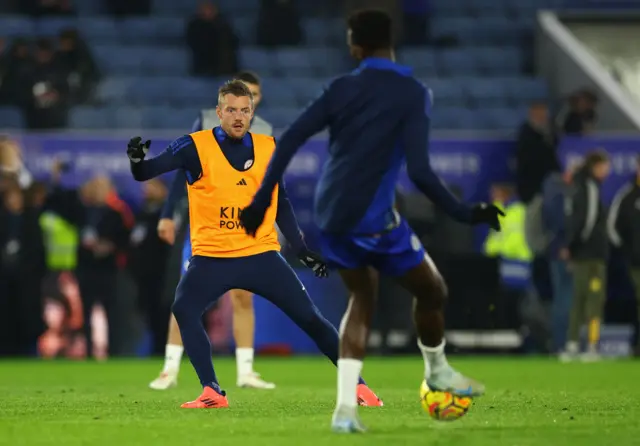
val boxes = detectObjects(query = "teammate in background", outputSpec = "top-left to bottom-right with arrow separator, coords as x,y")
150,72 -> 275,390
128,80 -> 381,409
240,10 -> 502,432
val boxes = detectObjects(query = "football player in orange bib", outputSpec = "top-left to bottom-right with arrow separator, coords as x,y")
127,80 -> 382,409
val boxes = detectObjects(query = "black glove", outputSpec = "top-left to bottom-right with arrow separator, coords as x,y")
470,203 -> 505,231
240,202 -> 268,237
298,249 -> 329,278
127,136 -> 151,163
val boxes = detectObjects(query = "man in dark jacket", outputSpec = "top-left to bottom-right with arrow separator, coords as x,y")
130,178 -> 171,356
561,150 -> 611,362
515,102 -> 560,204
542,166 -> 574,352
607,154 -> 640,355
0,181 -> 46,356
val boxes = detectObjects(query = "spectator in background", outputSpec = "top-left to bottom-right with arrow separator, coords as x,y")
130,178 -> 171,356
107,0 -> 151,17
561,88 -> 598,135
0,136 -> 33,190
402,0 -> 430,45
22,0 -> 75,16
607,155 -> 640,356
25,38 -> 70,130
541,163 -> 575,352
0,181 -> 46,356
516,101 -> 560,204
44,174 -> 131,358
256,0 -> 303,47
186,2 -> 238,77
0,38 -> 33,107
55,28 -> 101,105
561,150 -> 611,363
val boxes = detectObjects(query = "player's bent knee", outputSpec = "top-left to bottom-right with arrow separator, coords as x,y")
414,275 -> 448,310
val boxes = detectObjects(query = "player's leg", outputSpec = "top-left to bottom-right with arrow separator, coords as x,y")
562,260 -> 588,362
581,261 -> 606,362
374,222 -> 484,396
149,237 -> 191,389
240,251 -> 379,408
172,255 -> 233,408
230,288 -> 275,389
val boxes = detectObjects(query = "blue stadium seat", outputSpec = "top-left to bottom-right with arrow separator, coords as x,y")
307,47 -> 349,76
75,0 -> 105,15
95,77 -> 137,104
431,0 -> 471,17
142,47 -> 190,76
464,79 -> 509,107
431,107 -> 480,130
165,77 -> 220,106
467,0 -> 509,16
304,19 -> 330,45
427,79 -> 466,107
239,47 -> 276,76
399,48 -> 436,76
274,48 -> 313,77
438,49 -> 478,76
261,107 -> 297,129
231,17 -> 254,44
152,0 -> 198,14
0,16 -> 35,37
260,77 -> 298,108
0,106 -> 24,128
35,18 -> 77,36
77,17 -> 119,43
93,45 -> 145,75
503,77 -> 549,104
129,77 -> 175,105
481,107 -> 526,130
118,17 -> 185,44
476,17 -> 523,44
474,47 -> 523,76
152,106 -> 202,129
69,106 -> 113,129
113,106 -> 144,129
324,18 -> 347,45
219,0 -> 259,14
287,77 -> 325,107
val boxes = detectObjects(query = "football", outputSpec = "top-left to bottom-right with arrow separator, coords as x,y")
419,380 -> 472,421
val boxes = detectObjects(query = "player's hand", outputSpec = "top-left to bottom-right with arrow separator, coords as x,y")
298,249 -> 329,278
240,202 -> 268,237
157,218 -> 176,245
470,203 -> 505,231
127,136 -> 151,163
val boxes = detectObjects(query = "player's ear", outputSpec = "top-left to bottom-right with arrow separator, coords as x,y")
216,105 -> 223,120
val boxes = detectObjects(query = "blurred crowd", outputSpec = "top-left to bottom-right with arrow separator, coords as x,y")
0,136 -> 175,357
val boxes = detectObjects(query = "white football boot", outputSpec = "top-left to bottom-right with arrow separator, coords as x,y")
237,372 -> 276,389
331,406 -> 367,434
149,371 -> 178,390
427,366 -> 485,397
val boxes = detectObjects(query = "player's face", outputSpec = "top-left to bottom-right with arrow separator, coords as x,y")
216,94 -> 254,139
244,82 -> 262,108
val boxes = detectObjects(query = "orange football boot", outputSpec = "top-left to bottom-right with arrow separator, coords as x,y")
180,386 -> 229,409
357,384 -> 383,407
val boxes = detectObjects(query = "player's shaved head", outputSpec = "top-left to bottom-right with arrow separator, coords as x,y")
347,9 -> 392,59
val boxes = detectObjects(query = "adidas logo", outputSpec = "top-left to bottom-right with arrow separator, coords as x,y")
236,179 -> 247,186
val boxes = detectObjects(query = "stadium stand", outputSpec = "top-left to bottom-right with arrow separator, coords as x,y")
0,0 -> 561,130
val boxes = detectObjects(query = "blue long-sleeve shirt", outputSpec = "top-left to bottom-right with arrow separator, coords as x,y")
252,57 -> 472,234
130,126 -> 307,253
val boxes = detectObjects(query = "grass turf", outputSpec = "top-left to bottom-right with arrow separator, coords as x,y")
0,357 -> 639,445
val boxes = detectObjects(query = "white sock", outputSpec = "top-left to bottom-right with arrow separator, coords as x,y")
418,339 -> 449,377
236,348 -> 254,377
336,358 -> 363,409
162,344 -> 184,374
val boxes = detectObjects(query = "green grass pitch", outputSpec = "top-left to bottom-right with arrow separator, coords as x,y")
1,357 -> 639,445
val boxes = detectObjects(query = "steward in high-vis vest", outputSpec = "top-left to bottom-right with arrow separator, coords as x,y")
484,185 -> 532,289
39,211 -> 78,272
126,79 -> 381,410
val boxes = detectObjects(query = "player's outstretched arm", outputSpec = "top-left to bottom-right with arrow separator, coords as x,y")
128,135 -> 192,182
402,85 -> 504,230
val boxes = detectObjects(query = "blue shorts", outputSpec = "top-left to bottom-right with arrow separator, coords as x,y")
181,230 -> 192,275
318,219 -> 425,276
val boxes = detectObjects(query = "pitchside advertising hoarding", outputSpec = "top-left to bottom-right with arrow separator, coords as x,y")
13,132 -> 639,356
